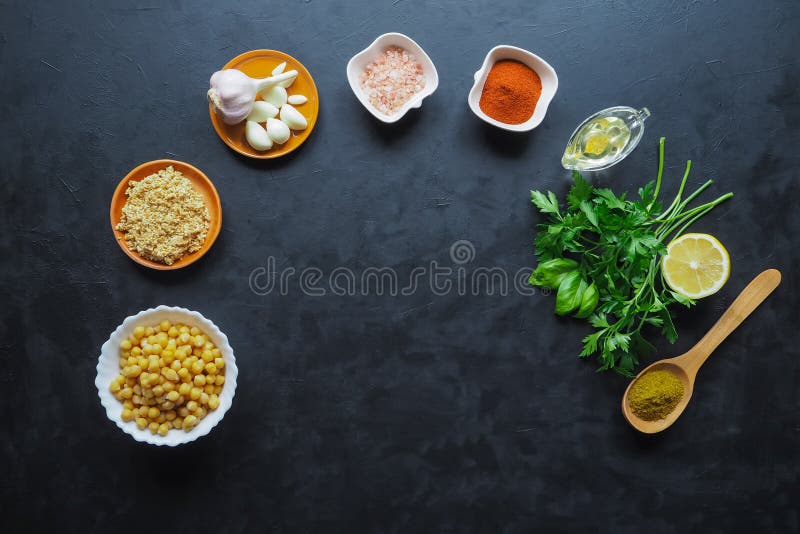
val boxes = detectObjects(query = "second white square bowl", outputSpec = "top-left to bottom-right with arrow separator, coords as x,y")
468,45 -> 558,132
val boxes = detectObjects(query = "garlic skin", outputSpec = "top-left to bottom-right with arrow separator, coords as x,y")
280,104 -> 308,131
266,118 -> 291,144
261,85 -> 288,109
208,68 -> 298,125
245,121 -> 273,151
247,101 -> 279,123
287,94 -> 307,105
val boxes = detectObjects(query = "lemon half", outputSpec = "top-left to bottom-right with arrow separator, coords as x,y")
662,233 -> 730,299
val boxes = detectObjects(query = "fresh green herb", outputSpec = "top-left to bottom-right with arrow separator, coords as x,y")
529,138 -> 733,376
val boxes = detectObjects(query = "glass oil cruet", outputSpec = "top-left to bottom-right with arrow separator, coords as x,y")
562,106 -> 651,171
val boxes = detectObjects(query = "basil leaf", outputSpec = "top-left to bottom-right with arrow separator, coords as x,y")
555,272 -> 582,315
574,282 -> 599,318
529,258 -> 578,289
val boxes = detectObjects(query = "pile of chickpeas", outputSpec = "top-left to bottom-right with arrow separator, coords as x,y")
109,320 -> 225,436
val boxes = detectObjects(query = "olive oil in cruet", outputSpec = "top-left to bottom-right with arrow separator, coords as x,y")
562,107 -> 650,171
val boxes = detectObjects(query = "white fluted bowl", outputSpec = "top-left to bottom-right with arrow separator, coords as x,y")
95,306 -> 237,446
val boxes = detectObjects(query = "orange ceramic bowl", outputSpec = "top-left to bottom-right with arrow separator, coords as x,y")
209,50 -> 319,159
110,159 -> 222,270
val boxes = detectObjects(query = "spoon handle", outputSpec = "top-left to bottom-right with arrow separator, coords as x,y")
683,269 -> 781,375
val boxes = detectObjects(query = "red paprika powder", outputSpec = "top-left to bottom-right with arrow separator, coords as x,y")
479,60 -> 542,124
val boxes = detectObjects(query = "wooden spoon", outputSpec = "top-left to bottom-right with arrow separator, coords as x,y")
622,269 -> 781,434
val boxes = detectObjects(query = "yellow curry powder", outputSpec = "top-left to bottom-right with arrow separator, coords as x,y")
628,369 -> 684,421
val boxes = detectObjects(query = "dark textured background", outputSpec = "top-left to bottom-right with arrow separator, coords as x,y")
1,0 -> 798,532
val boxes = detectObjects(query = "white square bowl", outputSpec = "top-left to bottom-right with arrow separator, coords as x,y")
468,45 -> 558,132
95,306 -> 237,446
346,32 -> 439,123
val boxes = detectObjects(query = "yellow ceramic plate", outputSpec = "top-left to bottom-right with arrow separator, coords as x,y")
110,159 -> 222,270
209,50 -> 319,159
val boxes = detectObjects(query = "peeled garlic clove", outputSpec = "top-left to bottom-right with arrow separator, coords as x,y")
246,121 -> 273,151
278,73 -> 297,88
266,118 -> 291,144
247,101 -> 279,122
287,94 -> 307,105
272,62 -> 286,75
261,85 -> 287,109
279,103 -> 308,131
274,70 -> 297,88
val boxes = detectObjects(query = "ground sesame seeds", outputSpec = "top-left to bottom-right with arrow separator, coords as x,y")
116,166 -> 210,265
359,46 -> 425,116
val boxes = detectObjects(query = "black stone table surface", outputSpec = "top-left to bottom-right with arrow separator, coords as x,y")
2,1 -> 798,532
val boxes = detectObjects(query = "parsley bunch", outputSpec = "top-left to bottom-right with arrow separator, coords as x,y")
529,138 -> 733,376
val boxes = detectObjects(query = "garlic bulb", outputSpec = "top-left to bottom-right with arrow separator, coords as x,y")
207,68 -> 298,125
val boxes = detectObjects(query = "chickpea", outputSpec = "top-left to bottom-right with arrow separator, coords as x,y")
182,415 -> 198,430
113,321 -> 224,436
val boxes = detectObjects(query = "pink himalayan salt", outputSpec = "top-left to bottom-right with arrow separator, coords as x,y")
359,46 -> 425,116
